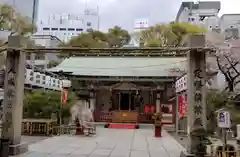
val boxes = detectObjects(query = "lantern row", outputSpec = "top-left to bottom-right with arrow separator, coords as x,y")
25,68 -> 71,91
175,74 -> 187,93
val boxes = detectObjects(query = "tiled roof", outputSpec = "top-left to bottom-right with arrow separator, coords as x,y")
49,56 -> 187,77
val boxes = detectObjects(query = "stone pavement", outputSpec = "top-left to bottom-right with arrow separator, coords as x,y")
13,128 -> 185,157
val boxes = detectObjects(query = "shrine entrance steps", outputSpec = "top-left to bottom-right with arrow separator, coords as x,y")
106,123 -> 138,129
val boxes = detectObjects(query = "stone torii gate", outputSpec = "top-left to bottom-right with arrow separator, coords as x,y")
0,35 -> 214,156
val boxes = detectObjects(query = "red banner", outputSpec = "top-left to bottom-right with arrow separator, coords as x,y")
178,94 -> 187,118
61,89 -> 68,104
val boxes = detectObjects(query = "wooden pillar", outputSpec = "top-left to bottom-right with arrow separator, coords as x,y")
184,35 -> 207,156
118,92 -> 121,110
175,93 -> 179,134
89,84 -> 96,111
156,85 -> 161,113
2,36 -> 28,155
129,91 -> 131,111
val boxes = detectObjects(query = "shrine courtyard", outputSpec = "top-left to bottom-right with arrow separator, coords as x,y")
12,127 -> 185,157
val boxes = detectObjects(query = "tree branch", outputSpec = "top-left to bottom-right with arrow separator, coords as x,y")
234,79 -> 240,87
224,55 -> 240,79
216,56 -> 231,81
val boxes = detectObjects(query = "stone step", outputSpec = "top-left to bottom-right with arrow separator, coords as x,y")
163,124 -> 175,132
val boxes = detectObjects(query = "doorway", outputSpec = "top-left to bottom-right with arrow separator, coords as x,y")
120,93 -> 130,110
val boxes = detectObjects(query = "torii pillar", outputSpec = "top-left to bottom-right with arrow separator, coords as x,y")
180,35 -> 207,157
1,36 -> 28,155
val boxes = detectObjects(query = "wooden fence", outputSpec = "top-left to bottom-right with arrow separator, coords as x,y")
22,119 -> 57,136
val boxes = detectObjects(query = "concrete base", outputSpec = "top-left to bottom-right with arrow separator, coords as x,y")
9,142 -> 28,155
180,151 -> 211,157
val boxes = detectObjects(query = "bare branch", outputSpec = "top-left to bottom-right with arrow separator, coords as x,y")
224,55 -> 240,79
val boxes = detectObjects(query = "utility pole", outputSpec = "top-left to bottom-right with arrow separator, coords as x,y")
97,6 -> 100,30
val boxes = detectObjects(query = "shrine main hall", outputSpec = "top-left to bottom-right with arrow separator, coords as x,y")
49,51 -> 186,123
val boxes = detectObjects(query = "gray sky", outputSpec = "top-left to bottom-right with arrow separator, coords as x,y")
38,0 -> 240,32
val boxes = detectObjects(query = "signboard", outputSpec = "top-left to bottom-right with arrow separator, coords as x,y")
61,89 -> 68,104
217,110 -> 231,128
178,94 -> 187,118
134,19 -> 149,29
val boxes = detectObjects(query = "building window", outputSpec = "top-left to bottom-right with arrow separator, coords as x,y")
76,28 -> 83,31
35,54 -> 45,60
26,54 -> 31,60
68,28 -> 75,31
87,22 -> 91,26
43,27 -> 50,30
60,28 -> 66,31
51,28 -> 58,31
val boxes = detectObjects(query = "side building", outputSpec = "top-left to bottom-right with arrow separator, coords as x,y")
220,14 -> 240,39
27,34 -> 63,69
176,1 -> 240,38
176,1 -> 221,30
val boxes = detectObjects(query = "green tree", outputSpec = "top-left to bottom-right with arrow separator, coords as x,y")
62,26 -> 130,48
23,89 -> 78,121
64,31 -> 108,48
107,26 -> 131,47
0,4 -> 36,66
139,22 -> 206,47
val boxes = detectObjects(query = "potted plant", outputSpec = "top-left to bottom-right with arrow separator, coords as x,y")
152,113 -> 162,137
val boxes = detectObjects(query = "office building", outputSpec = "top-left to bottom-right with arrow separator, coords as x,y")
38,13 -> 85,42
38,8 -> 99,42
